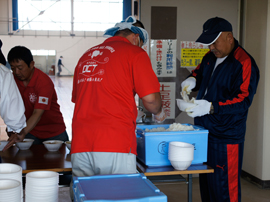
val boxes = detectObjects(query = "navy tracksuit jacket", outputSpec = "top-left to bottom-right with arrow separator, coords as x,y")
191,39 -> 259,144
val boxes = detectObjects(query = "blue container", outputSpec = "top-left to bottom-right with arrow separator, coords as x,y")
73,173 -> 167,202
136,124 -> 208,167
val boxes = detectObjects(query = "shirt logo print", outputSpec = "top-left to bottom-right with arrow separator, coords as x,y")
29,93 -> 37,103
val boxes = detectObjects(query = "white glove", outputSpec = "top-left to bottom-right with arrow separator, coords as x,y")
186,100 -> 211,118
153,108 -> 167,123
181,77 -> 196,95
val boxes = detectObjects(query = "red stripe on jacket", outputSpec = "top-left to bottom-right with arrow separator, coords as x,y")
191,63 -> 200,77
227,144 -> 239,202
219,47 -> 251,106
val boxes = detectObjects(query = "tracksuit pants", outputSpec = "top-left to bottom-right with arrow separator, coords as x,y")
199,141 -> 244,202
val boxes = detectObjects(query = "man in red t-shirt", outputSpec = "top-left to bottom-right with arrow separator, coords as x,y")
70,16 -> 166,197
3,46 -> 68,150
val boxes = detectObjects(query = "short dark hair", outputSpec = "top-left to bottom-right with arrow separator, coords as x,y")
132,19 -> 145,29
114,19 -> 145,37
7,46 -> 33,67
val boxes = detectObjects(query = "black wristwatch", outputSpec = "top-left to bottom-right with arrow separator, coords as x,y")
210,104 -> 214,114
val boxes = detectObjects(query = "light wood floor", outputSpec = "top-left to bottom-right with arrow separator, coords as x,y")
50,75 -> 74,140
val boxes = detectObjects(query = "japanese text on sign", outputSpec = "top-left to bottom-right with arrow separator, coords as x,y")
180,41 -> 209,67
159,82 -> 175,119
150,40 -> 177,77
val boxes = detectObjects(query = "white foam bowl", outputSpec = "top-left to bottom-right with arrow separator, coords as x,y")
65,141 -> 71,150
170,160 -> 193,170
43,140 -> 63,152
176,99 -> 197,112
15,139 -> 34,150
26,171 -> 59,186
26,170 -> 58,179
0,163 -> 22,174
0,164 -> 23,200
0,140 -> 8,151
0,179 -> 21,198
169,142 -> 194,161
0,179 -> 20,190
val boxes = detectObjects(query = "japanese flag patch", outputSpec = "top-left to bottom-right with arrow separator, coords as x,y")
38,96 -> 49,105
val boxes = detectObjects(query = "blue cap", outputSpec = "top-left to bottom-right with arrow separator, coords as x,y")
196,17 -> 232,45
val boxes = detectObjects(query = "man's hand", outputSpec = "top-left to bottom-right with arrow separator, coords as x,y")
153,108 -> 167,123
186,100 -> 211,118
2,132 -> 24,152
181,77 -> 196,95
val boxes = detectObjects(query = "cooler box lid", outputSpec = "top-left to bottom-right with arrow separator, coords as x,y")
73,173 -> 167,202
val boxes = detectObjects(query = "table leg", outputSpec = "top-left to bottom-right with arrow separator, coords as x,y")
187,174 -> 192,202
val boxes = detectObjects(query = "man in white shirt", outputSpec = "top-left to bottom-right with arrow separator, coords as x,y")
0,63 -> 26,137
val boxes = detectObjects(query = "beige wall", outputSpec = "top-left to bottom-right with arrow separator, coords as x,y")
243,0 -> 270,180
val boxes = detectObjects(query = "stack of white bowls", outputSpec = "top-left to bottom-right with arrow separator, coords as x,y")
0,163 -> 23,201
0,179 -> 21,202
168,141 -> 194,170
25,171 -> 59,202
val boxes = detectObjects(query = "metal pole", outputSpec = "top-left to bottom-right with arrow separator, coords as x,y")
187,174 -> 192,202
70,0 -> 75,36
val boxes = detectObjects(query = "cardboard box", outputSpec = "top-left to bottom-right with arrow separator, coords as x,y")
136,124 -> 208,167
73,173 -> 167,202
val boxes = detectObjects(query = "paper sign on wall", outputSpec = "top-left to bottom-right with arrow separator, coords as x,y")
160,82 -> 175,119
150,40 -> 177,77
180,41 -> 209,67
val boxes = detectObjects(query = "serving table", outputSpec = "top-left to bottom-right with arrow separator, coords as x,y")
136,159 -> 214,202
0,144 -> 214,202
0,144 -> 72,185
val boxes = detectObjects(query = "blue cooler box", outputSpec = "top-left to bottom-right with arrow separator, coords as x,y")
136,124 -> 208,167
73,173 -> 167,202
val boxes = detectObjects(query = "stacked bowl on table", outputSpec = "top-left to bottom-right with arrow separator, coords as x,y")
0,179 -> 21,202
25,171 -> 59,202
0,163 -> 23,202
168,141 -> 194,170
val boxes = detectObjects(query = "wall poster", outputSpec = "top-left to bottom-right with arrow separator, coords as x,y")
160,82 -> 175,119
180,41 -> 209,68
150,39 -> 177,77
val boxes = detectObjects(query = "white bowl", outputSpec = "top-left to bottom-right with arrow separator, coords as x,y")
170,160 -> 192,170
43,140 -> 63,152
0,141 -> 8,151
168,141 -> 194,161
15,139 -> 34,150
0,163 -> 22,174
176,99 -> 197,112
65,141 -> 71,150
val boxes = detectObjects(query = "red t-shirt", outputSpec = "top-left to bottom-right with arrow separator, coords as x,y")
14,68 -> 66,139
71,36 -> 160,155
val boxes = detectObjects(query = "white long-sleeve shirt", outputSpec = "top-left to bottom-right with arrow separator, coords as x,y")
0,64 -> 26,133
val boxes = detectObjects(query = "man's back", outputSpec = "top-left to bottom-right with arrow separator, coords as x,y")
71,36 -> 160,155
